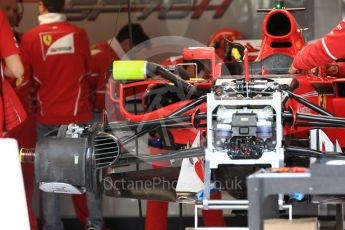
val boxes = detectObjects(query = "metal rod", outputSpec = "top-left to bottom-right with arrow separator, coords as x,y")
285,146 -> 324,158
336,203 -> 344,230
127,0 -> 133,49
115,148 -> 205,166
194,205 -> 198,228
121,95 -> 207,145
296,113 -> 345,125
281,205 -> 293,220
206,200 -> 249,205
109,113 -> 207,130
285,146 -> 344,158
161,123 -> 207,129
286,90 -> 334,116
179,203 -> 183,230
257,8 -> 306,12
195,205 -> 249,210
111,123 -> 206,131
295,122 -> 345,128
283,112 -> 345,126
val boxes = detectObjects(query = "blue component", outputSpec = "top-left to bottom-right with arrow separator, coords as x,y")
197,184 -> 217,201
148,138 -> 163,148
290,193 -> 305,201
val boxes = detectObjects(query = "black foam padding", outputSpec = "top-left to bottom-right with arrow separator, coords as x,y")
222,53 -> 293,75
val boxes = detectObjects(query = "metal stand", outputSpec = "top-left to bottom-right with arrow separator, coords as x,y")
198,91 -> 284,229
336,203 -> 344,230
247,164 -> 345,230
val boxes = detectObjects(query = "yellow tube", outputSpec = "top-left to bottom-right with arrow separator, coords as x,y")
112,60 -> 147,80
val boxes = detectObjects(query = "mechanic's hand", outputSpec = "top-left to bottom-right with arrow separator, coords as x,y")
310,63 -> 338,77
289,64 -> 299,74
311,67 -> 319,76
326,62 -> 339,76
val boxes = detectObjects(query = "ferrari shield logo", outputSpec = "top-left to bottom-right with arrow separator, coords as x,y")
43,35 -> 52,46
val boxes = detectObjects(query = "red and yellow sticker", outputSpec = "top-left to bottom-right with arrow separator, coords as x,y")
43,34 -> 53,46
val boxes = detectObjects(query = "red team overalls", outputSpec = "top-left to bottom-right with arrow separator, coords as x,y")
0,10 -> 39,230
293,19 -> 345,72
0,10 -> 21,137
20,13 -> 93,228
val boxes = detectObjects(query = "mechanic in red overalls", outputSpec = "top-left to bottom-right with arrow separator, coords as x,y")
72,24 -> 151,227
19,0 -> 104,229
0,8 -> 23,137
0,1 -> 38,229
290,19 -> 345,76
0,0 -> 22,42
72,24 -> 150,228
88,23 -> 149,112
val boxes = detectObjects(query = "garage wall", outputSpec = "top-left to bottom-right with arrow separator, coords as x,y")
18,0 -> 343,44
19,0 -> 316,45
314,0 -> 342,39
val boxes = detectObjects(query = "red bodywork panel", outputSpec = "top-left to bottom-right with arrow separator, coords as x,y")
183,47 -> 219,79
283,72 -> 345,148
257,9 -> 305,60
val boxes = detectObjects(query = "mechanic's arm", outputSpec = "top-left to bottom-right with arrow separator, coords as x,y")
290,19 -> 345,74
0,11 -> 23,78
4,54 -> 24,78
18,33 -> 33,87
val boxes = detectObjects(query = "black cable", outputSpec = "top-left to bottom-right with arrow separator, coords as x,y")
127,0 -> 133,49
43,128 -> 59,137
146,62 -> 199,97
179,203 -> 183,230
137,201 -> 143,230
107,4 -> 121,48
127,0 -> 142,227
106,4 -> 122,70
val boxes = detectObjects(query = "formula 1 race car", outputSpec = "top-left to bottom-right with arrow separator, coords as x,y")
21,0 -> 345,228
